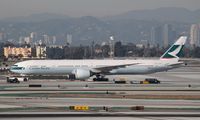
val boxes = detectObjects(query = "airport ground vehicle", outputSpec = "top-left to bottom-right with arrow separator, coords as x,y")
113,78 -> 127,84
114,80 -> 126,84
130,81 -> 140,84
143,78 -> 160,84
130,78 -> 160,84
6,76 -> 28,83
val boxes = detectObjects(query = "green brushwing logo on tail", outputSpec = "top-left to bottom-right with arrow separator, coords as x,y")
161,45 -> 184,58
160,36 -> 187,59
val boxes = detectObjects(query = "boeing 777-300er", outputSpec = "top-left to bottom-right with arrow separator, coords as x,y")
10,36 -> 187,81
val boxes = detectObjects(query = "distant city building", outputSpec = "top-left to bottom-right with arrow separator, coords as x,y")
43,34 -> 50,45
46,45 -> 63,50
0,33 -> 3,41
52,36 -> 57,45
30,32 -> 37,43
190,24 -> 200,48
163,24 -> 176,48
46,45 -> 64,59
163,24 -> 170,48
41,34 -> 57,46
140,40 -> 148,48
0,32 -> 6,41
19,36 -> 24,45
24,37 -> 31,44
48,36 -> 57,45
66,34 -> 72,45
136,44 -> 144,48
94,48 -> 103,54
35,45 -> 47,58
150,26 -> 162,46
3,46 -> 31,58
0,44 -> 3,58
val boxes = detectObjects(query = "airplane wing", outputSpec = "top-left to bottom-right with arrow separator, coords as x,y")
170,59 -> 200,67
92,63 -> 139,73
169,62 -> 184,67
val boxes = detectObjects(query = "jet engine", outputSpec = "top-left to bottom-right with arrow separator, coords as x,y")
70,69 -> 92,80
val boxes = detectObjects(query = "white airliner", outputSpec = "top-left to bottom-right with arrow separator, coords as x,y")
10,36 -> 187,80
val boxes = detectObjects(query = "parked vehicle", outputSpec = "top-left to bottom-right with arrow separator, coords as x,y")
144,78 -> 160,84
130,78 -> 160,84
130,81 -> 140,84
114,80 -> 126,84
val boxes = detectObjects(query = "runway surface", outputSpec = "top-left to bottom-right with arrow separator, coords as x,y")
1,117 -> 200,120
0,66 -> 199,119
1,112 -> 200,120
0,97 -> 199,108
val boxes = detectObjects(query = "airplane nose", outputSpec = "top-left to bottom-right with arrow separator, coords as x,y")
10,65 -> 24,73
10,67 -> 16,72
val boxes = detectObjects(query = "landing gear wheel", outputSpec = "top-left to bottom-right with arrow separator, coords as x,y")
93,75 -> 108,81
14,78 -> 20,83
24,78 -> 28,82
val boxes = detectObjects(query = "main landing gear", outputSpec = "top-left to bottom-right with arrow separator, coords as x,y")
93,74 -> 109,81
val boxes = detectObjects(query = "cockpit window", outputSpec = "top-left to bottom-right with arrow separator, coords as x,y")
11,65 -> 25,70
12,65 -> 18,67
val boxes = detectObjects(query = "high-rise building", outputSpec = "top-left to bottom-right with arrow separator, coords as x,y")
163,24 -> 176,48
0,32 -> 7,41
52,36 -> 57,45
0,33 -> 3,41
151,26 -> 162,46
190,24 -> 200,48
19,36 -> 24,45
66,34 -> 72,45
35,45 -> 47,58
30,32 -> 37,43
24,37 -> 31,44
43,34 -> 50,45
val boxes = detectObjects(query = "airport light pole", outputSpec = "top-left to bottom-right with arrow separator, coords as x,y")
39,40 -> 42,59
109,36 -> 115,58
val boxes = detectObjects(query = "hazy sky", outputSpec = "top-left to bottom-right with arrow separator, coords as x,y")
0,0 -> 199,19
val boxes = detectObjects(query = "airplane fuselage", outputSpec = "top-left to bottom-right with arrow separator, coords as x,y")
10,59 -> 177,75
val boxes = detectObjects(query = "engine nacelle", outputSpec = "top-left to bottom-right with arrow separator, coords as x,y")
71,69 -> 92,80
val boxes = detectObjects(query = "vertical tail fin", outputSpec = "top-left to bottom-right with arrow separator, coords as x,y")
160,36 -> 187,60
